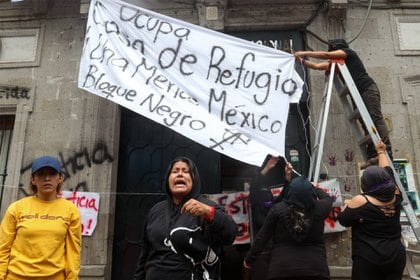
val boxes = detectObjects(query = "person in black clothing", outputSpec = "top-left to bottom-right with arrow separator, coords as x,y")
248,156 -> 294,280
249,156 -> 294,240
337,140 -> 406,280
294,39 -> 393,165
244,175 -> 333,280
133,156 -> 237,280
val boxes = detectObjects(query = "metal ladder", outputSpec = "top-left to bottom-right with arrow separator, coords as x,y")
308,59 -> 373,181
307,59 -> 420,245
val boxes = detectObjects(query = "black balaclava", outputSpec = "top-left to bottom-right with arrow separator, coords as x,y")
361,166 -> 396,202
284,176 -> 316,210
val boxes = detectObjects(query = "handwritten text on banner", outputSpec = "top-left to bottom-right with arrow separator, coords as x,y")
78,0 -> 303,166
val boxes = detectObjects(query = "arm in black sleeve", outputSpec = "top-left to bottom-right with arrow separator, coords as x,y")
337,206 -> 361,227
314,187 -> 333,218
245,206 -> 278,265
249,184 -> 273,237
205,200 -> 238,246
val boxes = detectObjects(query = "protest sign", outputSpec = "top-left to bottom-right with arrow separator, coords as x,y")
208,181 -> 346,244
61,191 -> 100,236
78,0 -> 304,166
317,179 -> 346,233
209,192 -> 250,244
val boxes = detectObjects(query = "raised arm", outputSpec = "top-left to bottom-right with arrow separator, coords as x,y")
260,156 -> 280,176
294,49 -> 347,71
375,140 -> 389,168
299,59 -> 330,71
375,140 -> 401,196
284,160 -> 293,182
294,49 -> 347,60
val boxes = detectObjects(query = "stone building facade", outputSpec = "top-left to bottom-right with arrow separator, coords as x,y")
0,0 -> 419,279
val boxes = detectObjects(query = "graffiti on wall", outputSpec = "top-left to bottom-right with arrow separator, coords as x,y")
19,141 -> 114,195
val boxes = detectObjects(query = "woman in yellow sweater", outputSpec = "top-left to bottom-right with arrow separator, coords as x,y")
0,156 -> 82,280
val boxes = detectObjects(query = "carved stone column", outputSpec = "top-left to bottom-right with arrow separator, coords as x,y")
327,0 -> 347,39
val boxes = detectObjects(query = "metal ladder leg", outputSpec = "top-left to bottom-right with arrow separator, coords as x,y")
308,62 -> 337,183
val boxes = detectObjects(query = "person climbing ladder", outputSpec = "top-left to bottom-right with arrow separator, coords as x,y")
294,39 -> 393,168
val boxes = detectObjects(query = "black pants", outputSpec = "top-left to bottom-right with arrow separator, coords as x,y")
351,251 -> 406,280
249,252 -> 270,280
360,83 -> 393,159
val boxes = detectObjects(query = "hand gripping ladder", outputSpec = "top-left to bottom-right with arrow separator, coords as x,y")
308,59 -> 420,244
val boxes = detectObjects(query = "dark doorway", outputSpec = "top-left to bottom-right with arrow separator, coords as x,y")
111,109 -> 222,279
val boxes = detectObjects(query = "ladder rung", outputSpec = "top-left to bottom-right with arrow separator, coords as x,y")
347,109 -> 360,121
357,134 -> 372,146
338,85 -> 349,97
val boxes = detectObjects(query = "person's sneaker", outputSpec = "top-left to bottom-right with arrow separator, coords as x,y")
360,157 -> 379,169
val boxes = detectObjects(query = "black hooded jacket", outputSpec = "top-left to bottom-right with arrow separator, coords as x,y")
245,176 -> 332,279
133,157 -> 237,280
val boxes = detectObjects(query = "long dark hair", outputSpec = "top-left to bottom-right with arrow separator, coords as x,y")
164,156 -> 201,203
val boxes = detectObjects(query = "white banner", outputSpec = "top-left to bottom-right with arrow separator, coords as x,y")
78,0 -> 303,166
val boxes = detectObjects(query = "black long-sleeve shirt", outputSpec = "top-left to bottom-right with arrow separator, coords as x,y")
133,197 -> 237,280
246,187 -> 332,279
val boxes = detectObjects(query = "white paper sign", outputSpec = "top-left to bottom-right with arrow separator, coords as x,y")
317,179 -> 347,233
61,191 -> 100,236
78,0 -> 303,166
318,178 -> 343,207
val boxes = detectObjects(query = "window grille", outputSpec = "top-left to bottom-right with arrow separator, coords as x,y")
0,115 -> 15,203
